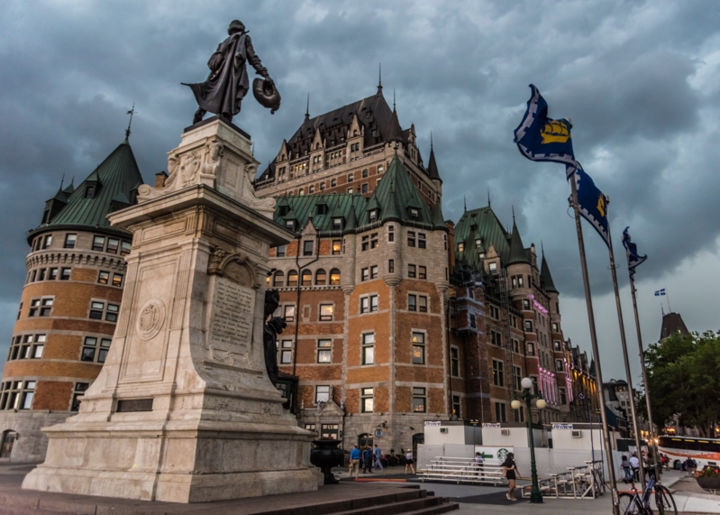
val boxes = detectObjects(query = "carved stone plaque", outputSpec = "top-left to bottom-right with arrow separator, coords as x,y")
136,299 -> 166,341
208,275 -> 255,366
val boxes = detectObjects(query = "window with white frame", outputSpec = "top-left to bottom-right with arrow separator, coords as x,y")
411,331 -> 425,364
412,387 -> 426,413
362,333 -> 375,365
361,387 -> 374,412
317,339 -> 332,363
492,359 -> 504,386
360,294 -> 378,314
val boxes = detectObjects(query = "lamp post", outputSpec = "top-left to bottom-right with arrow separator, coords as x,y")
511,377 -> 546,504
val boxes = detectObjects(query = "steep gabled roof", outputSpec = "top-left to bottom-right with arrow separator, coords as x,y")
273,193 -> 366,235
34,141 -> 143,232
660,312 -> 690,340
454,206 -> 512,263
507,220 -> 529,266
426,142 -> 441,182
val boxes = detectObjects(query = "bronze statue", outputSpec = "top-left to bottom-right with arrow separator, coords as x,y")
263,289 -> 285,383
184,20 -> 280,125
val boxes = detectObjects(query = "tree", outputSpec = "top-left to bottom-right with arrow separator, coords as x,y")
644,331 -> 720,437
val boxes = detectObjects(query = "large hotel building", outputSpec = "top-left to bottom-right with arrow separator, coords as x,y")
0,86 -> 597,461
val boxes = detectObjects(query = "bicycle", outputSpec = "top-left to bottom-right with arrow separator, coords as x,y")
618,470 -> 677,514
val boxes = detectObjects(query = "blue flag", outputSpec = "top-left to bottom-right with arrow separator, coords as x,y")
654,288 -> 666,296
622,226 -> 647,277
514,84 -> 580,168
567,166 -> 610,247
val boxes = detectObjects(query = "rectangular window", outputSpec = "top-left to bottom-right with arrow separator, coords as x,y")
32,334 -> 45,358
319,304 -> 333,321
370,233 -> 378,249
553,340 -> 562,351
92,235 -> 105,252
43,235 -> 53,249
317,339 -> 332,363
48,268 -> 58,280
370,265 -> 378,279
20,381 -> 36,410
361,235 -> 369,251
388,259 -> 394,273
347,173 -> 354,183
555,359 -> 563,372
106,303 -> 119,322
418,233 -> 426,249
362,333 -> 375,365
387,225 -> 394,242
408,294 -> 417,312
61,267 -> 71,280
315,385 -> 330,404
411,331 -> 425,364
412,387 -> 427,413
332,217 -> 342,230
64,233 -> 77,248
418,295 -> 427,313
321,423 -> 339,440
303,240 -> 314,256
407,231 -> 416,247
361,387 -> 374,413
418,265 -> 427,280
361,267 -> 369,281
112,273 -> 123,287
98,271 -> 110,284
451,346 -> 459,377
106,238 -> 119,254
275,245 -> 286,257
360,295 -> 378,314
523,299 -> 531,310
98,338 -> 111,363
513,366 -> 522,390
492,359 -> 504,386
408,264 -> 416,278
28,298 -> 41,317
527,342 -> 535,356
38,269 -> 46,281
524,320 -> 533,332
490,330 -> 502,346
89,301 -> 104,320
71,383 -> 89,411
81,336 -> 98,361
559,387 -> 567,405
278,339 -> 293,364
488,262 -> 497,273
121,241 -> 132,255
452,395 -> 461,418
40,298 -> 53,316
283,305 -> 295,322
331,240 -> 342,255
495,401 -> 507,422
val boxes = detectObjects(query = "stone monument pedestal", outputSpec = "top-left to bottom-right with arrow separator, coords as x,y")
22,118 -> 318,502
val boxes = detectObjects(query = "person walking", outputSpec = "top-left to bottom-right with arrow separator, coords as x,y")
405,448 -> 415,475
502,452 -> 519,501
621,455 -> 632,483
374,444 -> 384,472
362,445 -> 373,473
349,444 -> 361,480
629,453 -> 640,482
475,451 -> 484,478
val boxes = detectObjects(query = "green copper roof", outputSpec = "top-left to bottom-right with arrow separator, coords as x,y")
540,252 -> 558,293
274,193 -> 367,234
36,141 -> 143,231
507,221 -> 530,265
454,206 -> 512,263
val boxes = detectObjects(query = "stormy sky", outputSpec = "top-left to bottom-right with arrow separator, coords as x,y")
1,1 -> 719,386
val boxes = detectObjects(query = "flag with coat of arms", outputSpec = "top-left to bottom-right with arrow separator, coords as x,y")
567,166 -> 610,248
513,84 -> 580,168
622,227 -> 647,277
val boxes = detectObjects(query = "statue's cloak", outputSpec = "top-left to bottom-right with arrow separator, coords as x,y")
184,32 -> 250,117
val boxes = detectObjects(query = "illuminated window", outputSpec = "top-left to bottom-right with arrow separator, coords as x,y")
315,269 -> 327,285
283,305 -> 295,322
319,304 -> 333,321
98,271 -> 110,285
329,268 -> 341,285
331,239 -> 342,255
317,339 -> 332,363
412,387 -> 427,413
287,270 -> 298,287
411,332 -> 425,364
301,269 -> 312,286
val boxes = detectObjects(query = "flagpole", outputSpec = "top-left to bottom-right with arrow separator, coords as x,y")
569,174 -> 620,514
607,230 -> 646,489
628,270 -> 661,482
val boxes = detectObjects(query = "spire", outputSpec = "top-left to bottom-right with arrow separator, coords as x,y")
393,88 -> 396,112
377,63 -> 383,95
426,137 -> 441,181
463,196 -> 467,213
305,93 -> 310,120
125,103 -> 135,142
540,249 -> 558,293
386,105 -> 403,143
487,189 -> 491,208
507,218 -> 529,266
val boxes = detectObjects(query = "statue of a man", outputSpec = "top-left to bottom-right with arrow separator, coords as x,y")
184,20 -> 277,124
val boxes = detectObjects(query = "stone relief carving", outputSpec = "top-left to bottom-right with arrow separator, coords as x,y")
136,299 -> 166,340
207,248 -> 258,289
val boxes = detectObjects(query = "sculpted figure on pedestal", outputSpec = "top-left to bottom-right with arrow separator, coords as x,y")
263,289 -> 285,383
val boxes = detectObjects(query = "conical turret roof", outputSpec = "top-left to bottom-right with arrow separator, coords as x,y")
540,252 -> 558,293
507,220 -> 529,265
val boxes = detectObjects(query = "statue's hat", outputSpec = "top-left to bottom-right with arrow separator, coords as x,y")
228,20 -> 245,34
253,78 -> 281,114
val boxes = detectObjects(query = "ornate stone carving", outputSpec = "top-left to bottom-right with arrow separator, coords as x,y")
136,299 -> 166,340
207,250 -> 258,289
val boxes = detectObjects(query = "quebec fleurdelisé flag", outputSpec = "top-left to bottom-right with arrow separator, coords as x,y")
567,166 -> 610,248
654,288 -> 666,296
622,226 -> 647,277
513,84 -> 580,168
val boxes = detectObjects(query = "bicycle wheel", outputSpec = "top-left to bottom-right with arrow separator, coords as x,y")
618,493 -> 645,514
654,484 -> 677,515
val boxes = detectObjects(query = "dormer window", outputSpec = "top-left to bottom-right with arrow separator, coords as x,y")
409,207 -> 419,220
285,220 -> 296,230
457,243 -> 464,253
332,217 -> 343,231
279,205 -> 290,216
316,203 -> 328,215
368,209 -> 379,223
85,183 -> 97,198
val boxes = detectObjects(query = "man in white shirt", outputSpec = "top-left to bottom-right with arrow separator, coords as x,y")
629,453 -> 640,481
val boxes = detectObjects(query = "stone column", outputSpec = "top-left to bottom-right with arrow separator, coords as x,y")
22,118 -> 318,502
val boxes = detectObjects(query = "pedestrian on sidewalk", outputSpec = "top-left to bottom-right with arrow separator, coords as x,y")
374,444 -> 384,472
502,452 -> 519,501
630,453 -> 640,481
621,455 -> 632,483
349,444 -> 361,479
362,445 -> 373,473
404,448 -> 415,475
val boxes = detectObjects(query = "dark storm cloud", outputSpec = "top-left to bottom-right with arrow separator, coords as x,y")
1,0 -> 719,381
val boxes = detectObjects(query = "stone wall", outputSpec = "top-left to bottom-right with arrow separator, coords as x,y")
0,411 -> 69,462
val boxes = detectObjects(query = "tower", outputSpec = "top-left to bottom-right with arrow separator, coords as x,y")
0,140 -> 143,461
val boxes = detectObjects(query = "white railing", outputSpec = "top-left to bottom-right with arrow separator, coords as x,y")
417,456 -> 506,486
521,459 -> 605,499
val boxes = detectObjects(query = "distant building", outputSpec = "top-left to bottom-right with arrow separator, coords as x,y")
0,140 -> 143,461
659,312 -> 690,341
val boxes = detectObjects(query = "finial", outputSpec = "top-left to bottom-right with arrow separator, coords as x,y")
512,205 -> 516,225
60,173 -> 65,190
125,103 -> 135,141
487,189 -> 491,208
393,88 -> 396,112
464,196 -> 467,212
305,93 -> 310,119
430,132 -> 434,151
541,240 -> 545,257
377,63 -> 383,94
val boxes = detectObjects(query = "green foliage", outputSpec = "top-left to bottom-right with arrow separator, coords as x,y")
644,331 -> 720,436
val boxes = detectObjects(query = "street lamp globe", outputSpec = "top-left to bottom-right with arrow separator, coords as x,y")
536,398 -> 547,409
511,399 -> 522,410
520,377 -> 533,390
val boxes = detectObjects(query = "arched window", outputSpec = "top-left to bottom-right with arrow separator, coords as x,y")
273,270 -> 284,287
329,268 -> 341,285
315,269 -> 327,285
301,269 -> 312,286
287,270 -> 298,287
